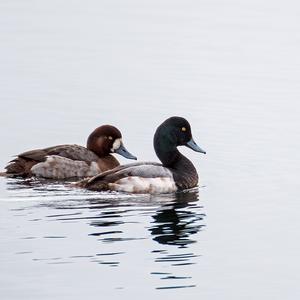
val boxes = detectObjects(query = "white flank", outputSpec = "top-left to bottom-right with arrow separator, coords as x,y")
109,176 -> 177,194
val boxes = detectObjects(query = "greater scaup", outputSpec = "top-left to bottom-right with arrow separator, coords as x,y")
2,125 -> 136,179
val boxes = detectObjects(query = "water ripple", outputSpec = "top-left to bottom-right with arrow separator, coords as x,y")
1,177 -> 206,290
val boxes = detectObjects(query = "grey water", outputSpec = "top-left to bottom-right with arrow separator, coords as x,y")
0,1 -> 300,299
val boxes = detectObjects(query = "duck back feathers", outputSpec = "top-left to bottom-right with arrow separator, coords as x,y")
3,125 -> 135,179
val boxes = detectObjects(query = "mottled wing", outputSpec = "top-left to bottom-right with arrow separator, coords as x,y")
83,162 -> 173,189
18,144 -> 98,163
5,144 -> 98,177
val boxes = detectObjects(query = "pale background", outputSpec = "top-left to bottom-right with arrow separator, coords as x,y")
0,1 -> 299,299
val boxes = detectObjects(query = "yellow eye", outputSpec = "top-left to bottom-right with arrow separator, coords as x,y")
181,127 -> 186,132
108,136 -> 113,140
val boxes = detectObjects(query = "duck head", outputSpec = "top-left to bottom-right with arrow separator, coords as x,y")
153,116 -> 206,165
87,125 -> 137,160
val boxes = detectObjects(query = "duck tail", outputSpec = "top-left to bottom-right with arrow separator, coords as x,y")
71,178 -> 90,188
73,177 -> 109,191
87,182 -> 109,191
4,157 -> 34,177
0,171 -> 7,177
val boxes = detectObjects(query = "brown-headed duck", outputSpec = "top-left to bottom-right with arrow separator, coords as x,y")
2,125 -> 136,179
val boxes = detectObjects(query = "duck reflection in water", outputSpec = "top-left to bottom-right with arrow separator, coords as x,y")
150,189 -> 205,247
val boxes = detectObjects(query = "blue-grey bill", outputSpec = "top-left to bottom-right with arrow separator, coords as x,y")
186,138 -> 206,154
115,144 -> 137,160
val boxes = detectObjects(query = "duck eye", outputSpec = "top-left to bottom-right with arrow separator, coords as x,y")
108,136 -> 113,140
181,127 -> 187,132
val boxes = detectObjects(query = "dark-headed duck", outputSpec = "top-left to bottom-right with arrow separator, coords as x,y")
78,117 -> 205,194
2,125 -> 136,179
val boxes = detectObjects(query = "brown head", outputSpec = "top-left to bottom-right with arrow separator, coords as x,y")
86,125 -> 137,160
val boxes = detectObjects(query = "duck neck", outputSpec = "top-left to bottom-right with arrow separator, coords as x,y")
155,147 -> 181,168
154,131 -> 198,189
155,146 -> 199,190
153,133 -> 192,170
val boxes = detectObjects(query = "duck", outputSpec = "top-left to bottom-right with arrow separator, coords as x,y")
78,116 -> 206,194
2,125 -> 137,179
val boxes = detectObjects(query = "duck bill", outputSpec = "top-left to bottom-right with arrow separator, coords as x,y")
186,138 -> 206,154
114,144 -> 137,160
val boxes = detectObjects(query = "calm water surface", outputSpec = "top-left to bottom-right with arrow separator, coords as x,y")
0,179 -> 205,297
1,1 -> 300,299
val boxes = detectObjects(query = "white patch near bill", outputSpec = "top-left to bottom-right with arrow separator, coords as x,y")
31,155 -> 100,179
109,176 -> 177,194
111,138 -> 122,152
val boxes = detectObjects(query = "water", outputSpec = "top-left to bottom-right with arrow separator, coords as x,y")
1,1 -> 300,299
1,179 -> 204,296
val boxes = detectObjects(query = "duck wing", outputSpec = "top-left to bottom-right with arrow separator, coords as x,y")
18,144 -> 98,163
80,162 -> 176,193
5,145 -> 99,177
